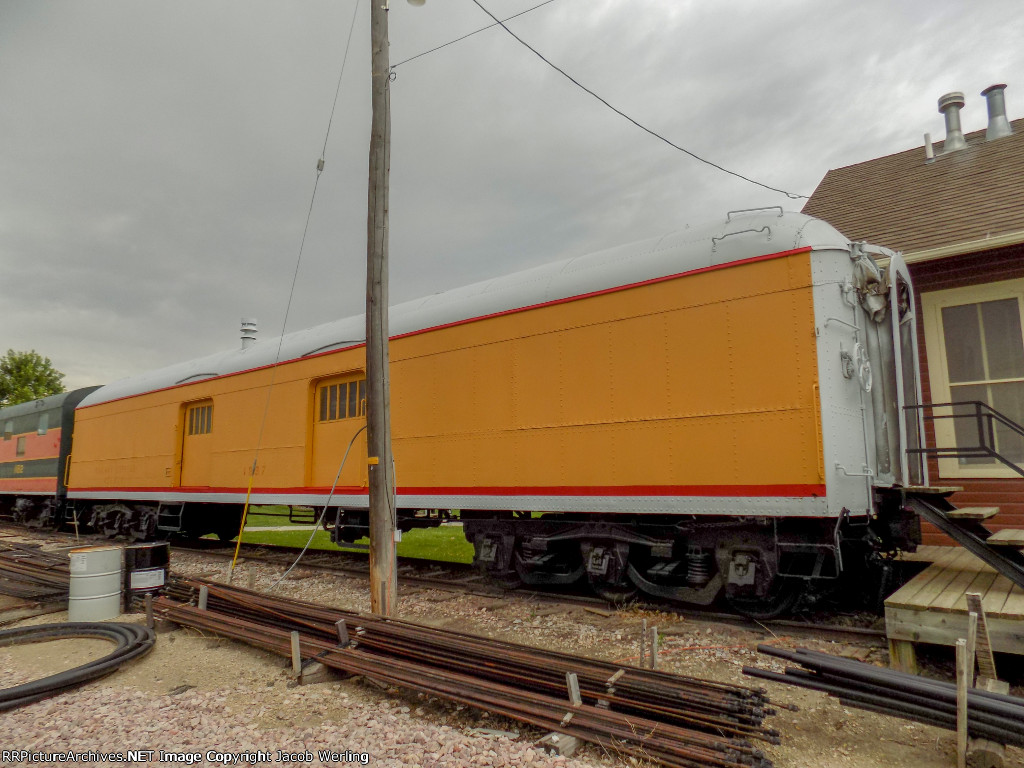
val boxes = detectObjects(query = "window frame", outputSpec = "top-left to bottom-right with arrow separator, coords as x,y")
315,376 -> 367,424
185,402 -> 214,436
921,276 -> 1024,479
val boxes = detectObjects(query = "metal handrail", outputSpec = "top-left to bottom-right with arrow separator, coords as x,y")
905,401 -> 1024,478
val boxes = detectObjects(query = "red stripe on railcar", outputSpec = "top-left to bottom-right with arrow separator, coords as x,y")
0,478 -> 58,493
70,482 -> 826,497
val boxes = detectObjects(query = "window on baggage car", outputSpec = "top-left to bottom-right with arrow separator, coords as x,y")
16,436 -> 26,457
3,420 -> 11,440
37,412 -> 49,435
186,403 -> 213,435
318,378 -> 366,422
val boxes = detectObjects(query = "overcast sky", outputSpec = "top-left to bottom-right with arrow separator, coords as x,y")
2,0 -> 1022,390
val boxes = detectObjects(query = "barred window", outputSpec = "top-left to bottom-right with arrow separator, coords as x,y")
187,403 -> 213,435
318,379 -> 366,422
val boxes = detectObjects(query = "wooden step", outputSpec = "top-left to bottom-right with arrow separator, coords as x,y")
985,529 -> 1024,548
945,506 -> 1000,521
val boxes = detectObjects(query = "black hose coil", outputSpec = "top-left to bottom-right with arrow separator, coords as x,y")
0,622 -> 155,710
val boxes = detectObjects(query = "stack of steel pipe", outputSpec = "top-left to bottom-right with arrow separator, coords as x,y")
157,576 -> 779,768
743,646 -> 1024,747
0,543 -> 71,600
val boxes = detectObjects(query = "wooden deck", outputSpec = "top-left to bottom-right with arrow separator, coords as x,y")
884,547 -> 1024,673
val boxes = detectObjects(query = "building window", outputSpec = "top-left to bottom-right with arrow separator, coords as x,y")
318,378 -> 366,422
922,278 -> 1024,477
187,403 -> 213,436
16,436 -> 26,457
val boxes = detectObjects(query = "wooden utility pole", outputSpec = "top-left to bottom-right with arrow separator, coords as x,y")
366,0 -> 398,616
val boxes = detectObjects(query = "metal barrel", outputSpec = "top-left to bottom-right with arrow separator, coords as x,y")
68,546 -> 123,621
123,541 -> 170,596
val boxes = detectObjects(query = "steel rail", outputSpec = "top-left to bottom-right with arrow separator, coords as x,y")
761,646 -> 1024,718
155,578 -> 781,768
184,576 -> 772,710
183,577 -> 769,697
158,603 -> 765,768
0,525 -> 887,646
744,645 -> 1024,748
744,666 -> 1024,747
177,582 -> 775,741
172,537 -> 887,641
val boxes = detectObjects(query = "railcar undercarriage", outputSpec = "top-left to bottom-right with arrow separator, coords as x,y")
463,505 -> 921,617
2,491 -> 923,618
2,497 -> 246,542
8,496 -> 61,530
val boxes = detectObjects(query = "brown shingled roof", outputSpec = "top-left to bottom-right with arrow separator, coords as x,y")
802,117 -> 1024,254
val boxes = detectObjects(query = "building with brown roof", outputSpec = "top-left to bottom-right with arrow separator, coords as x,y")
803,85 -> 1024,544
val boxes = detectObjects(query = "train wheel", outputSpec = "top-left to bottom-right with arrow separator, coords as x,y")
582,541 -> 632,602
592,583 -> 638,605
489,570 -> 523,590
94,505 -> 127,538
127,507 -> 157,542
726,580 -> 800,619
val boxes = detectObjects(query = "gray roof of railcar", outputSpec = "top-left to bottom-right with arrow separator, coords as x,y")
80,211 -> 871,407
0,390 -> 74,421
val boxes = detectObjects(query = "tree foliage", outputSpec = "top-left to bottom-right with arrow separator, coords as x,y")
0,349 -> 66,406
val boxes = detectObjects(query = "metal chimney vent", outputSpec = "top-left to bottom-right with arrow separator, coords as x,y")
981,84 -> 1013,140
938,92 -> 967,154
241,318 -> 258,350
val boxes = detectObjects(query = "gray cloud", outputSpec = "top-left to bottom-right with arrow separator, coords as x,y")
1,0 -> 1021,388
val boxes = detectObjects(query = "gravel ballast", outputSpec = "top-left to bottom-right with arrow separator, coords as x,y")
1,547 -> 1021,768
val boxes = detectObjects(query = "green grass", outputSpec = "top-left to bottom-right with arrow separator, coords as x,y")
230,507 -> 475,565
242,505 -> 301,527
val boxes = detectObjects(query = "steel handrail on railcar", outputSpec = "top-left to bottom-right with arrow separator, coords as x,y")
904,400 -> 1024,478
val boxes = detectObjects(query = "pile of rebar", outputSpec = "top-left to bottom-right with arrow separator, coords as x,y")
0,543 -> 70,601
157,576 -> 780,768
743,645 -> 1024,747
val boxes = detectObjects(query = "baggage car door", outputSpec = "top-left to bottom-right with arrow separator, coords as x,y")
310,375 -> 368,491
180,400 -> 214,487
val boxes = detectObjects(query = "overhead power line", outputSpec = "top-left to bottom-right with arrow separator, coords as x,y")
392,0 -> 558,69
468,0 -> 808,200
228,0 -> 363,576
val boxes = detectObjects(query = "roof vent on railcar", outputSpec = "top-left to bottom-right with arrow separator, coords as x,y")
241,318 -> 258,350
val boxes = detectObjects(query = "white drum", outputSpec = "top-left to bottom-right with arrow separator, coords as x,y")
68,546 -> 123,621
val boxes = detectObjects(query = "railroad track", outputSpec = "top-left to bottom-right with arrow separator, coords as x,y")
173,539 -> 498,595
0,523 -> 887,646
166,540 -> 891,646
